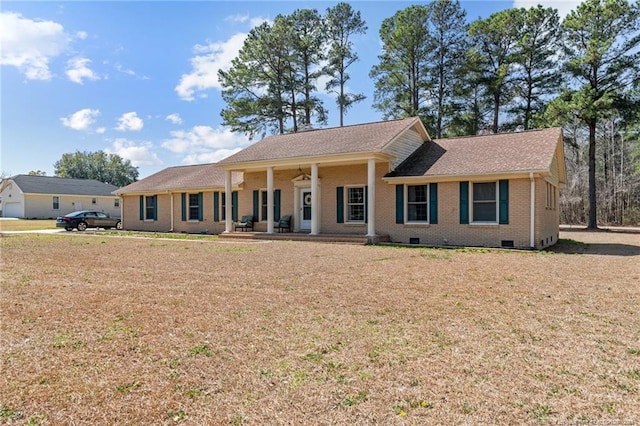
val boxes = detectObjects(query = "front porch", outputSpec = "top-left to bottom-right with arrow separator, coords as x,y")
219,231 -> 391,245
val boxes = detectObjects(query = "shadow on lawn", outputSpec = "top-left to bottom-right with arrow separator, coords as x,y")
552,226 -> 640,256
547,241 -> 640,256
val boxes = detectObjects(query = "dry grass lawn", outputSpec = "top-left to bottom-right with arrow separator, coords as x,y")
0,220 -> 56,232
1,230 -> 639,425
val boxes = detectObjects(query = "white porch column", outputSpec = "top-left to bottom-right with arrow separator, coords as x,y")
367,159 -> 376,237
311,163 -> 319,235
224,169 -> 232,233
267,166 -> 274,234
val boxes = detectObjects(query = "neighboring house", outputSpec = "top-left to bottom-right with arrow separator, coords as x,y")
114,163 -> 243,234
117,117 -> 567,249
0,175 -> 121,219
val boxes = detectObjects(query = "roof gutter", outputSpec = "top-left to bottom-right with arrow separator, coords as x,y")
383,169 -> 549,184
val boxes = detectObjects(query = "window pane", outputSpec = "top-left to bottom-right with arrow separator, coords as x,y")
145,196 -> 155,220
408,204 -> 428,221
348,205 -> 364,221
408,185 -> 427,203
221,193 -> 226,221
348,187 -> 363,204
188,194 -> 199,220
473,182 -> 495,201
473,202 -> 496,222
261,191 -> 267,221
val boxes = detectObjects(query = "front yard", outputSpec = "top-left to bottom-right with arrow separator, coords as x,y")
1,230 -> 638,424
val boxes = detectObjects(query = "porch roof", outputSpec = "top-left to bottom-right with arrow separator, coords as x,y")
217,117 -> 428,167
385,127 -> 563,179
114,163 -> 243,195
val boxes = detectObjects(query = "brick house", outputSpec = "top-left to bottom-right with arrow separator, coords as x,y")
116,117 -> 566,249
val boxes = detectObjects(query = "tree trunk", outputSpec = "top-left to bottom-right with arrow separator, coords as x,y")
492,92 -> 500,133
587,120 -> 598,229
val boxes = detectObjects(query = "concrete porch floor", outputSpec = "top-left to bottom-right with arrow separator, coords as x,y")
218,231 -> 391,245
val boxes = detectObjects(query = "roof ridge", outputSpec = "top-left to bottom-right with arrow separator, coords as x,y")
273,116 -> 416,135
434,127 -> 560,142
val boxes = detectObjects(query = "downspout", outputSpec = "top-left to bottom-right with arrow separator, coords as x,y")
169,191 -> 174,232
529,173 -> 535,249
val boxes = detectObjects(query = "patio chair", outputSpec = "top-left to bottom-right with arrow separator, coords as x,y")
275,215 -> 292,233
234,215 -> 254,232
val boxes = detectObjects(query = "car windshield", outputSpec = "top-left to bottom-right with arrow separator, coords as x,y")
67,211 -> 84,217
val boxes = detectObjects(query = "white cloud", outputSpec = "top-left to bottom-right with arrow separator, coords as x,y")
166,113 -> 183,125
114,63 -> 136,76
107,138 -> 163,167
182,148 -> 243,165
96,127 -> 106,134
76,31 -> 88,40
512,0 -> 582,18
66,57 -> 99,84
60,108 -> 100,131
174,15 -> 272,101
0,12 -> 70,80
226,14 -> 270,29
161,125 -> 250,164
115,112 -> 144,132
175,32 -> 248,101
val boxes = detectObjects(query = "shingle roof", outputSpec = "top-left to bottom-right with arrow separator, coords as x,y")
115,163 -> 242,194
218,117 -> 425,165
386,127 -> 562,178
9,175 -> 119,196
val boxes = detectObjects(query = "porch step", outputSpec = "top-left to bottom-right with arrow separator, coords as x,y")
218,232 -> 391,245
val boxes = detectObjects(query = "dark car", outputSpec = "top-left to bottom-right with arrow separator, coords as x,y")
56,210 -> 123,231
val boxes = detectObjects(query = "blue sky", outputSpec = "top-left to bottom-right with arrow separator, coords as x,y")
1,0 -> 580,179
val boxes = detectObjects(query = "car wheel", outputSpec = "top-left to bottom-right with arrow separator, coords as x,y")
65,227 -> 73,231
77,222 -> 88,231
116,221 -> 123,230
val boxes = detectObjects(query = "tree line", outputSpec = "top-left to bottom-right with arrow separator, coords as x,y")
219,0 -> 640,227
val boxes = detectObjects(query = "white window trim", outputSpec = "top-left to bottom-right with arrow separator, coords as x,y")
187,193 -> 201,222
220,192 -> 227,222
52,196 -> 60,210
144,195 -> 156,222
470,181 -> 498,224
260,188 -> 268,222
405,184 -> 430,224
345,185 -> 366,223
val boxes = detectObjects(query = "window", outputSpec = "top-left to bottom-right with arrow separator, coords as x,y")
221,192 -> 227,221
346,186 -> 365,222
261,190 -> 268,221
114,198 -> 120,207
188,193 -> 200,220
546,182 -> 556,209
407,185 -> 428,222
92,198 -> 97,205
472,182 -> 497,222
52,196 -> 59,210
145,196 -> 156,220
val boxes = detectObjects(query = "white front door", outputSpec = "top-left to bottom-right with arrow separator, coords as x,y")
300,188 -> 312,230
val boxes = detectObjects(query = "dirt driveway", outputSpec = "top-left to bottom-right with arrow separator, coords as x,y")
556,227 -> 640,256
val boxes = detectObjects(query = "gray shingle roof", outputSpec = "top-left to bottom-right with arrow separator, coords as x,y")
9,175 -> 119,196
218,117 -> 425,165
386,127 -> 562,178
115,163 -> 242,194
